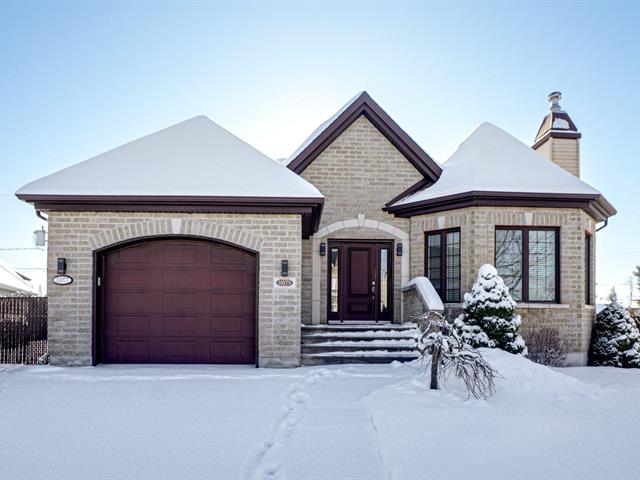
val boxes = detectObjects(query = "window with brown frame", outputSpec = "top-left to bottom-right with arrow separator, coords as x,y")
495,227 -> 560,303
585,233 -> 593,305
424,228 -> 461,303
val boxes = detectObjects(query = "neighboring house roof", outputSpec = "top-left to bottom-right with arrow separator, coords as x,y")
386,122 -> 615,221
16,116 -> 325,237
286,91 -> 442,182
0,258 -> 36,295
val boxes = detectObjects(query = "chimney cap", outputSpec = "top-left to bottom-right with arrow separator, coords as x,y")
533,91 -> 580,145
548,91 -> 563,111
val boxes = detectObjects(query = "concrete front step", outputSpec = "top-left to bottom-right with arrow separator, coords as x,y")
300,322 -> 421,365
301,351 -> 420,366
302,332 -> 419,342
302,322 -> 417,329
302,343 -> 417,354
302,323 -> 418,334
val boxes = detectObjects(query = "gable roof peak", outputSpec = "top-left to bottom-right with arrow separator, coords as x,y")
286,91 -> 442,181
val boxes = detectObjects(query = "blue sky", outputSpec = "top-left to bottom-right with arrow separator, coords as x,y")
1,1 -> 638,301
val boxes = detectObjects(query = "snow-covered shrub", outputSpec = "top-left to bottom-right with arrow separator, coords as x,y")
522,326 -> 568,367
589,303 -> 640,368
454,264 -> 527,355
418,311 -> 497,399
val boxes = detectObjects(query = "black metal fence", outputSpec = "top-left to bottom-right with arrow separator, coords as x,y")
0,297 -> 47,365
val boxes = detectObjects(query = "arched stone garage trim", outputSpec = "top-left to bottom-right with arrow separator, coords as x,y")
87,218 -> 264,253
310,215 -> 410,323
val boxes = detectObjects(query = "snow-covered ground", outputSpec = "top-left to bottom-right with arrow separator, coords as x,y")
1,350 -> 639,480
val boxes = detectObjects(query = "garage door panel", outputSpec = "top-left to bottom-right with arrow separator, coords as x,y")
108,340 -> 150,363
209,315 -> 253,335
102,238 -> 256,364
109,292 -> 151,313
210,270 -> 253,290
160,341 -> 198,363
162,244 -> 198,264
114,246 -> 151,264
160,315 -> 199,336
106,315 -> 151,335
107,269 -> 150,289
162,270 -> 199,289
210,293 -> 252,315
161,293 -> 197,313
210,339 -> 254,363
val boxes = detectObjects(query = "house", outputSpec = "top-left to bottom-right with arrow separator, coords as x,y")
0,257 -> 37,296
16,91 -> 615,367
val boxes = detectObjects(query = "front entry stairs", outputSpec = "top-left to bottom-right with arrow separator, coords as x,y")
300,323 -> 421,365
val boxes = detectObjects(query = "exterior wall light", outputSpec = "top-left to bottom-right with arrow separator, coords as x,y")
57,258 -> 67,274
396,243 -> 403,256
281,260 -> 289,277
319,242 -> 326,256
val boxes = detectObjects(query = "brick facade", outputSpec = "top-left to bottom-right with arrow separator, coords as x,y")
45,211 -> 302,367
299,115 -> 422,323
409,206 -> 597,364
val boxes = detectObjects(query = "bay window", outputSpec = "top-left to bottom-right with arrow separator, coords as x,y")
495,227 -> 559,303
425,228 -> 461,303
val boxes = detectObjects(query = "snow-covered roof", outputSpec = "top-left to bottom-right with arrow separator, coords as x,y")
285,91 -> 364,165
17,116 -> 323,199
0,258 -> 36,295
392,122 -> 602,207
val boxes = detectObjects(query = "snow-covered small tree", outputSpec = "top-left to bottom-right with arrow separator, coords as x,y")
454,264 -> 527,355
589,302 -> 640,368
418,312 -> 497,399
608,286 -> 619,304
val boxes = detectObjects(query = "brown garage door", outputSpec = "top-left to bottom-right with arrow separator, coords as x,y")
100,238 -> 256,364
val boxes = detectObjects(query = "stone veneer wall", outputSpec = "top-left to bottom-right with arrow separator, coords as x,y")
45,211 -> 302,367
298,115 -> 423,323
410,206 -> 597,365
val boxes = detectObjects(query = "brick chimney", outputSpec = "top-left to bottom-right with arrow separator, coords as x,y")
532,91 -> 581,177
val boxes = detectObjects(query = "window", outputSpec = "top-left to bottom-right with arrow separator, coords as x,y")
330,247 -> 339,313
495,227 -> 559,303
585,234 -> 592,305
424,229 -> 461,303
380,247 -> 389,314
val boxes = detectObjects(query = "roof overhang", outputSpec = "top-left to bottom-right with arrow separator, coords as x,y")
16,194 -> 325,239
287,92 -> 442,182
385,191 -> 616,223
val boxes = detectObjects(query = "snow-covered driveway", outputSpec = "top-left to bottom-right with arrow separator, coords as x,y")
2,351 -> 639,480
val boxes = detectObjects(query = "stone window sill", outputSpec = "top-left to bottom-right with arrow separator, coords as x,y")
516,303 -> 570,309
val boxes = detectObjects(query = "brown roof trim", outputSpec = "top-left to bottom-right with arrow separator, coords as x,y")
287,91 -> 442,182
16,194 -> 325,238
384,178 -> 434,208
385,190 -> 616,222
532,130 -> 582,150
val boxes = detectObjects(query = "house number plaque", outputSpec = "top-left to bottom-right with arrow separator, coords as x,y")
274,277 -> 296,289
52,275 -> 73,285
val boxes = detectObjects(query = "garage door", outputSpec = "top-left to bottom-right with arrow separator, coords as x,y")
100,238 -> 256,364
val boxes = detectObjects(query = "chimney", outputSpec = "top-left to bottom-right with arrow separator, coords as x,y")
532,91 -> 582,177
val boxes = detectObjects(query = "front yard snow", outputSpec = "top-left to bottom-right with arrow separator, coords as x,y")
1,350 -> 639,479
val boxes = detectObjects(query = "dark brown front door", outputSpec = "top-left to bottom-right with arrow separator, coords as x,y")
327,241 -> 393,322
99,238 -> 256,364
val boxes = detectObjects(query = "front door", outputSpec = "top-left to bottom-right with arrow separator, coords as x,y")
327,241 -> 393,322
